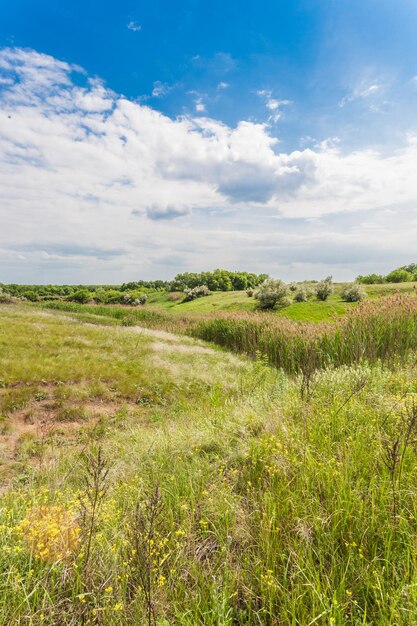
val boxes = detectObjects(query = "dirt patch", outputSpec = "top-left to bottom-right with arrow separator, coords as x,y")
0,394 -> 123,463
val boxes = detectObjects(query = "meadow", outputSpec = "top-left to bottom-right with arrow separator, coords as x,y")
1,291 -> 417,624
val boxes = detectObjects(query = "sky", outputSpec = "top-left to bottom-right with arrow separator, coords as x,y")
1,1 -> 417,283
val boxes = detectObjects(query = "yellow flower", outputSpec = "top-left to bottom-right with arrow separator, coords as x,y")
19,505 -> 80,563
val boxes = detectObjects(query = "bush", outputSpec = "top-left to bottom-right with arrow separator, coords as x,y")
67,289 -> 91,304
294,287 -> 310,302
0,287 -> 12,303
246,289 -> 255,297
288,282 -> 298,292
385,269 -> 413,283
255,279 -> 291,310
356,273 -> 385,284
341,284 -> 367,302
22,290 -> 39,302
183,285 -> 211,302
315,276 -> 333,301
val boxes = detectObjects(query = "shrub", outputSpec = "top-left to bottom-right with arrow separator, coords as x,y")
103,289 -> 124,304
0,287 -> 12,303
93,288 -> 107,303
255,279 -> 291,310
67,290 -> 91,304
22,290 -> 40,302
341,284 -> 367,302
183,285 -> 211,302
246,288 -> 255,297
294,287 -> 310,302
315,276 -> 333,301
288,282 -> 298,292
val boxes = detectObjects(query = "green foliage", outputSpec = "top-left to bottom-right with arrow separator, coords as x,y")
315,276 -> 333,301
67,289 -> 91,304
341,283 -> 367,302
385,268 -> 413,283
172,269 -> 268,292
357,263 -> 417,284
254,279 -> 291,310
356,273 -> 385,284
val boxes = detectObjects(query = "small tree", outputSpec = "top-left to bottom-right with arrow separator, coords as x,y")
315,276 -> 333,301
255,279 -> 291,310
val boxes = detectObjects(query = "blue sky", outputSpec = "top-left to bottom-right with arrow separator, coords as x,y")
1,1 -> 417,282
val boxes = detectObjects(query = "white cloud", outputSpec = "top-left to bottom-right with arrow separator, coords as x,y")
0,47 -> 416,282
217,82 -> 229,90
266,99 -> 279,111
339,82 -> 381,108
257,90 -> 291,122
127,21 -> 141,32
152,81 -> 171,98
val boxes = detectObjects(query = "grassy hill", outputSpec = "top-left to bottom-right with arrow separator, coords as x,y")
1,303 -> 417,624
145,281 -> 417,322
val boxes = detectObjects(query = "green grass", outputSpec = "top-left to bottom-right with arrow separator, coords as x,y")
1,304 -> 417,624
146,282 -> 417,322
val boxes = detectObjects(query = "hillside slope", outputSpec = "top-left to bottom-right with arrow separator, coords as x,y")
1,304 -> 417,625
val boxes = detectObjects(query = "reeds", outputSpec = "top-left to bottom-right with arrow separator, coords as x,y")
192,294 -> 417,373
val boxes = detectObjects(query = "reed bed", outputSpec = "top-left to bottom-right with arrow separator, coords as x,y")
191,294 -> 417,373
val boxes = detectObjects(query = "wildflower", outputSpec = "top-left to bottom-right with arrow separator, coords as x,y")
18,505 -> 80,563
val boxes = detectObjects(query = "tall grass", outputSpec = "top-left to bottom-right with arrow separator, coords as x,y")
2,306 -> 417,624
192,294 -> 417,373
40,295 -> 417,375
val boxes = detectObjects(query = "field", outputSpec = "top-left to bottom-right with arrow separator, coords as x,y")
1,294 -> 417,625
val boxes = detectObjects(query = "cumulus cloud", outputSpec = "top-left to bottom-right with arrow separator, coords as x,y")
0,47 -> 416,282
